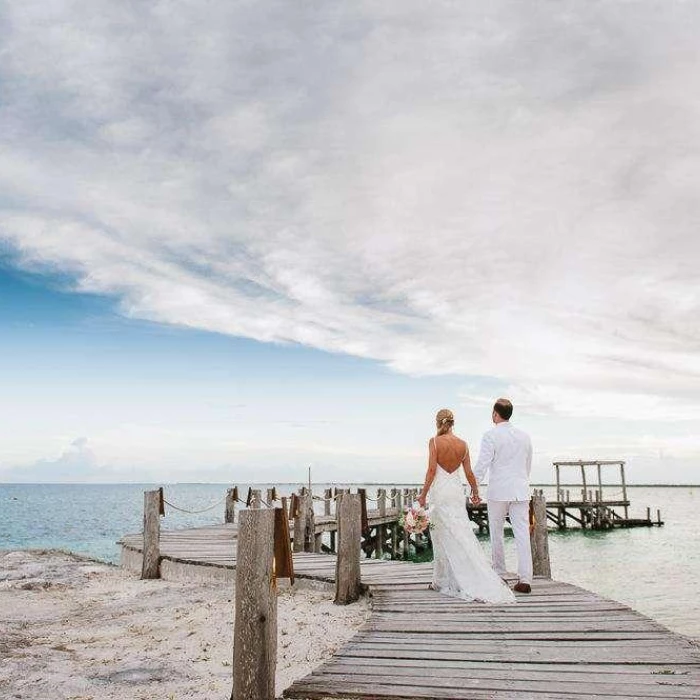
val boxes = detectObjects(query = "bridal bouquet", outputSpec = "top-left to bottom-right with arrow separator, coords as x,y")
400,503 -> 430,534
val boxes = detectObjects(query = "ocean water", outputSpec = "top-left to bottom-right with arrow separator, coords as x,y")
1,483 -> 697,641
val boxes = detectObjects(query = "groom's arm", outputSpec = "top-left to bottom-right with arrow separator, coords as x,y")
473,431 -> 495,485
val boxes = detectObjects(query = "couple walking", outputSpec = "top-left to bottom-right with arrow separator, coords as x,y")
417,399 -> 533,604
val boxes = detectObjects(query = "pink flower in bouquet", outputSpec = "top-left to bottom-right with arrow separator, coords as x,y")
400,503 -> 430,534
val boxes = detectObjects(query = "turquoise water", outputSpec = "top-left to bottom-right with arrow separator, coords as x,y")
1,483 -> 697,640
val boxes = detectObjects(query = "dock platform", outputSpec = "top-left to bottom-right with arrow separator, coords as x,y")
119,523 -> 700,699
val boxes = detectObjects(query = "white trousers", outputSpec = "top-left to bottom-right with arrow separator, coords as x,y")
487,500 -> 533,584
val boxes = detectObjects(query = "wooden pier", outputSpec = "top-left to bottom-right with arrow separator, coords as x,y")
285,577 -> 700,700
119,517 -> 700,700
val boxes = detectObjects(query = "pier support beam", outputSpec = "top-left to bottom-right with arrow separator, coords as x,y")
141,488 -> 162,580
530,490 -> 551,579
304,489 -> 315,553
225,487 -> 238,524
376,488 -> 386,560
334,493 -> 363,605
292,489 -> 307,553
231,508 -> 276,700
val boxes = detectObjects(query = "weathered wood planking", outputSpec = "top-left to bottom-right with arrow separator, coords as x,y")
119,522 -> 700,700
284,578 -> 700,699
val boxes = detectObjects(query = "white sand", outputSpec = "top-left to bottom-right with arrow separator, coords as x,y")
0,550 -> 369,699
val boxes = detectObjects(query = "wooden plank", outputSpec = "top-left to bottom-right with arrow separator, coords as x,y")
334,645 -> 700,664
296,671 -> 700,698
284,679 -> 673,700
323,657 -> 700,679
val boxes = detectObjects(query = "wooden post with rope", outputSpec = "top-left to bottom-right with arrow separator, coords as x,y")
334,493 -> 363,605
303,488 -> 315,553
231,508 -> 276,700
530,489 -> 552,578
141,487 -> 163,580
225,487 -> 238,524
292,488 -> 307,553
402,489 -> 410,559
376,488 -> 387,559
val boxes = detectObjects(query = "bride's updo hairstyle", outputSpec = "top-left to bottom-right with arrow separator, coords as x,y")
435,408 -> 455,436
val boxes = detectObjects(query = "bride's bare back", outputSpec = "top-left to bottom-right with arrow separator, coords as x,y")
434,434 -> 468,473
418,410 -> 481,507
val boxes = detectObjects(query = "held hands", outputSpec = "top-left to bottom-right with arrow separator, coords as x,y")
417,493 -> 426,507
470,491 -> 481,505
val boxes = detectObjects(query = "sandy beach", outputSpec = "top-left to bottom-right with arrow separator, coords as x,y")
0,549 -> 368,699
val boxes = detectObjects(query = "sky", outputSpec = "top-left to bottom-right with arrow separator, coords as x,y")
0,1 -> 698,484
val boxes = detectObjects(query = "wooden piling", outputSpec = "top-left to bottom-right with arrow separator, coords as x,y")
292,489 -> 306,553
231,508 -> 276,700
334,493 -> 363,605
250,489 -> 262,509
620,461 -> 629,519
141,488 -> 162,579
376,488 -> 386,559
225,487 -> 238,524
401,490 -> 410,559
530,490 -> 551,579
303,489 -> 315,553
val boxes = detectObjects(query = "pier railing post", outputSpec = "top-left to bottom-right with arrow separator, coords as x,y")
141,488 -> 163,580
376,488 -> 386,559
232,508 -> 276,700
293,488 -> 307,553
334,493 -> 363,605
304,489 -> 315,553
530,490 -> 552,579
225,487 -> 238,524
401,489 -> 410,559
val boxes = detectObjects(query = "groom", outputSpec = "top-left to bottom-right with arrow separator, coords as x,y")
473,398 -> 533,593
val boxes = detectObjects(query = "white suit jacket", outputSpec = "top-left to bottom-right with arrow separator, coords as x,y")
473,422 -> 532,502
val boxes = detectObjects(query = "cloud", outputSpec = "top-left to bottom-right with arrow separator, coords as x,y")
2,438 -> 107,482
1,1 -> 700,419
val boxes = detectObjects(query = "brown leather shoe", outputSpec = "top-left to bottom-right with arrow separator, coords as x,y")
513,582 -> 532,593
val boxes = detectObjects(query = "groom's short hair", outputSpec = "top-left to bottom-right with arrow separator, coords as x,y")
493,398 -> 513,420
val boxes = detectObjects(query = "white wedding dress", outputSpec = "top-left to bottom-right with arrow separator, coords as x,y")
429,463 -> 516,604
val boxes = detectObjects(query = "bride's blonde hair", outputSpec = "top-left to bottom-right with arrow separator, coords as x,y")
435,408 -> 455,436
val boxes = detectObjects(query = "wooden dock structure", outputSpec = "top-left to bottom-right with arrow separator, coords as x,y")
285,576 -> 700,700
119,512 -> 699,700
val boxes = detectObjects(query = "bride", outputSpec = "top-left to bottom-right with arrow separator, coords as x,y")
417,409 -> 515,604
